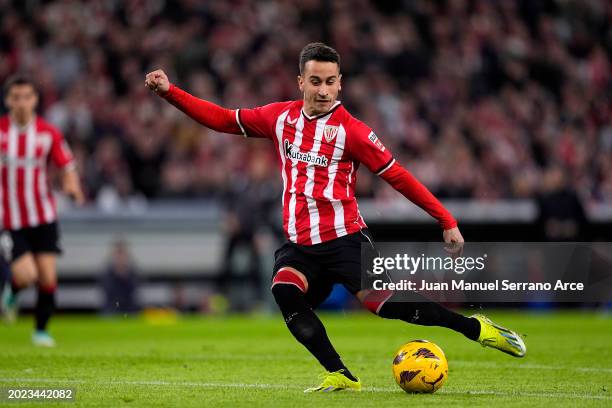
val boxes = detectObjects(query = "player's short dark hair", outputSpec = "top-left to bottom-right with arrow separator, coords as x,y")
299,42 -> 340,75
3,74 -> 38,96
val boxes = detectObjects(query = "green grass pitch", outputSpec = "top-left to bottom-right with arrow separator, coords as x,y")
0,311 -> 610,407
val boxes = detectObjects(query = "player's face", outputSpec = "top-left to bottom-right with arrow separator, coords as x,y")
298,60 -> 341,116
4,84 -> 38,123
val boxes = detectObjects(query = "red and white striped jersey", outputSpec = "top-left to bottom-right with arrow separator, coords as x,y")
237,100 -> 394,245
0,116 -> 74,230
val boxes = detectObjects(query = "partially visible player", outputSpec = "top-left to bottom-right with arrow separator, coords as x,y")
0,75 -> 84,347
145,43 -> 526,392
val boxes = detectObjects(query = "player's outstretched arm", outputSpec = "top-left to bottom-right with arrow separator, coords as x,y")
145,69 -> 242,135
346,122 -> 463,244
379,161 -> 464,244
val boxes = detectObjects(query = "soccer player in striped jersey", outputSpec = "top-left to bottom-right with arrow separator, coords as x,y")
145,43 -> 526,392
0,75 -> 84,347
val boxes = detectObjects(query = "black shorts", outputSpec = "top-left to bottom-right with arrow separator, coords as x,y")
0,222 -> 62,263
272,229 -> 378,309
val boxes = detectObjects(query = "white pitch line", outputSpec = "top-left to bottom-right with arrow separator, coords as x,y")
368,387 -> 612,401
0,378 -> 610,400
9,352 -> 611,374
438,390 -> 611,400
0,378 -> 290,390
451,360 -> 612,373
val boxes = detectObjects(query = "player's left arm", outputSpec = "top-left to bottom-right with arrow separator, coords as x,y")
61,168 -> 84,205
347,122 -> 462,244
379,161 -> 463,244
49,128 -> 85,205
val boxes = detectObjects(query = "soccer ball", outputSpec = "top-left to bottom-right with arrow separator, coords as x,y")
392,340 -> 448,393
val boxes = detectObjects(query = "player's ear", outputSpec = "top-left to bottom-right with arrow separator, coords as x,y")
338,73 -> 342,92
297,75 -> 304,92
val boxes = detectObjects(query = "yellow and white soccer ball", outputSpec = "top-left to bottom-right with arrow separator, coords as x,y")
392,340 -> 448,393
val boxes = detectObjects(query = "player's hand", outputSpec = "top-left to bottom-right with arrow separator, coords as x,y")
62,169 -> 85,206
443,226 -> 464,257
145,69 -> 170,95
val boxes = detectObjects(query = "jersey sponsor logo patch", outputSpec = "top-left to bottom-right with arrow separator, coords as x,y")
0,155 -> 45,167
324,125 -> 339,143
284,139 -> 329,167
368,132 -> 386,152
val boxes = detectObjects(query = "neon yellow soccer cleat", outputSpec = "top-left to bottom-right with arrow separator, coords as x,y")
304,370 -> 362,393
472,314 -> 527,357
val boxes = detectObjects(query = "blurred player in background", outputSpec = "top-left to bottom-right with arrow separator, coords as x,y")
145,43 -> 526,392
219,154 -> 281,307
100,239 -> 139,315
0,75 -> 84,347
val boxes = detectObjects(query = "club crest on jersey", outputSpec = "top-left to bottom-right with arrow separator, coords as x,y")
368,132 -> 386,152
324,125 -> 339,143
36,134 -> 53,153
284,139 -> 329,167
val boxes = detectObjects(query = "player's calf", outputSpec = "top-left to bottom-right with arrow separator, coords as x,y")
271,268 -> 358,383
359,289 -> 480,341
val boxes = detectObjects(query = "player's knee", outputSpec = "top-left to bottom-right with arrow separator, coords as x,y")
37,267 -> 57,288
34,254 -> 57,284
271,269 -> 309,314
38,273 -> 57,291
11,271 -> 36,287
271,267 -> 308,294
271,282 -> 302,310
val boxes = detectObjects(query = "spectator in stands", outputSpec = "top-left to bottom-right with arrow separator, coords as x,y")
0,0 -> 609,209
536,166 -> 588,241
100,239 -> 139,315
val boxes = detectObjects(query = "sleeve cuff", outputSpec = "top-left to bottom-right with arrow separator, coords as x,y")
161,83 -> 176,99
440,218 -> 458,230
235,109 -> 248,138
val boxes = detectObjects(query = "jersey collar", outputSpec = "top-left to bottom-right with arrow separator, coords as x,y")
301,101 -> 341,121
9,115 -> 37,132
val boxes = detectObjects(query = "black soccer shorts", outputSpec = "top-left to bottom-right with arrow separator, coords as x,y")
272,228 -> 378,308
0,222 -> 62,263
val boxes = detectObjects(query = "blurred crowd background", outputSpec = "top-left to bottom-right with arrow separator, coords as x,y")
1,0 -> 611,207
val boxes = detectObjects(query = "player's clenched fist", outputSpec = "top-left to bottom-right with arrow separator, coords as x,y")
145,69 -> 170,95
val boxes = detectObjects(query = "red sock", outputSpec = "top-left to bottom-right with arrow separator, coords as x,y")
38,283 -> 57,294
